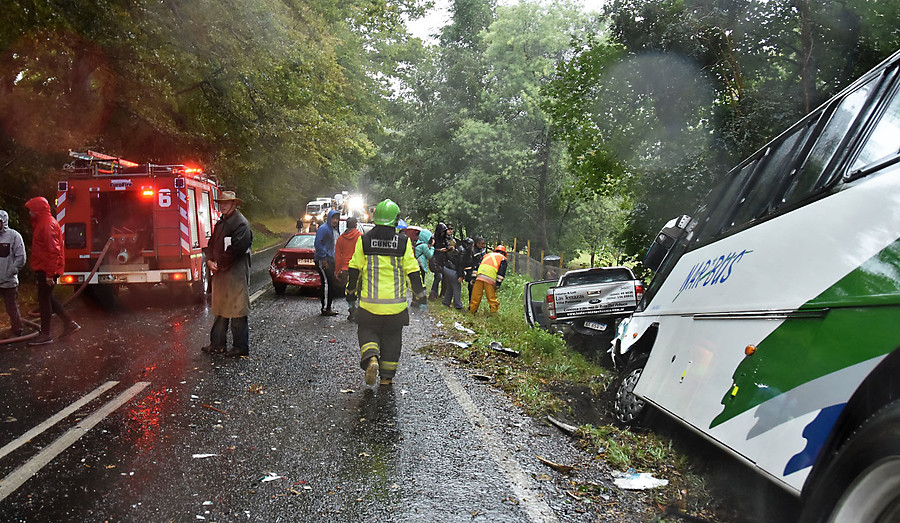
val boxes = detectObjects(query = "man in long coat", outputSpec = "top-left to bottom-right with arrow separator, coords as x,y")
202,191 -> 253,357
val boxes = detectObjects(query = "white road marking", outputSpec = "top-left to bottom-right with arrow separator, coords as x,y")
0,381 -> 119,461
250,286 -> 267,304
434,364 -> 559,523
0,381 -> 150,502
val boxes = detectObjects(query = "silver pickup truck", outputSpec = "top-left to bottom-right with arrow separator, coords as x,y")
524,266 -> 643,339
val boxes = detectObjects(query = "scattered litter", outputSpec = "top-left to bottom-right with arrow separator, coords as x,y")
260,472 -> 285,482
202,404 -> 228,415
536,455 -> 576,474
340,389 -> 355,394
202,501 -> 213,506
546,415 -> 578,436
489,341 -> 520,357
472,374 -> 492,382
448,341 -> 471,348
196,516 -> 206,520
191,395 -> 199,399
612,469 -> 668,490
401,389 -> 409,395
329,339 -> 336,343
192,453 -> 218,459
454,322 -> 476,335
436,322 -> 443,327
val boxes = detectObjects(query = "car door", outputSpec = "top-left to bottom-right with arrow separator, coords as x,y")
524,279 -> 556,329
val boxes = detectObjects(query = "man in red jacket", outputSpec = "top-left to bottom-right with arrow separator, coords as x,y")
25,197 -> 80,345
334,216 -> 363,322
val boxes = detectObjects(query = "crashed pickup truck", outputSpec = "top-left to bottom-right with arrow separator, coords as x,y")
524,266 -> 643,339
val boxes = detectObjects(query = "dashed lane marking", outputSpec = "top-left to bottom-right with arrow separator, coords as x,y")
434,364 -> 559,523
0,381 -> 119,461
0,381 -> 150,502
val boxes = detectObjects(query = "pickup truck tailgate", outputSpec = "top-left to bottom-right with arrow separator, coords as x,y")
551,281 -> 637,319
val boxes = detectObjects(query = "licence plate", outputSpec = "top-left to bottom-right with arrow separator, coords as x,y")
296,259 -> 315,266
584,321 -> 607,331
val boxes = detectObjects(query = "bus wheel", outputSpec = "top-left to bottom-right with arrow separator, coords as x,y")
801,401 -> 900,523
613,354 -> 648,426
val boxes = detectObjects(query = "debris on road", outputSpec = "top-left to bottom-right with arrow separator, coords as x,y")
202,404 -> 228,415
192,453 -> 218,459
536,455 -> 576,474
472,374 -> 492,382
546,415 -> 578,436
612,469 -> 668,490
448,341 -> 472,348
260,472 -> 285,482
454,322 -> 476,335
489,341 -> 520,357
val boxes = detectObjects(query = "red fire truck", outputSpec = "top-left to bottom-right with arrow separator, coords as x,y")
56,151 -> 221,299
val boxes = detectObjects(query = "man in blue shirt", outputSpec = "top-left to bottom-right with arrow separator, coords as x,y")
314,209 -> 341,316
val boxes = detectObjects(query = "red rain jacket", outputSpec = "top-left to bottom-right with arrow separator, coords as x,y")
25,197 -> 65,276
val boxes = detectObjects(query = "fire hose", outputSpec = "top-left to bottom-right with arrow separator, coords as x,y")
1,237 -> 115,346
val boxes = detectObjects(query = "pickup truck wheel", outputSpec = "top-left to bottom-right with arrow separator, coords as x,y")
613,354 -> 648,426
800,401 -> 900,523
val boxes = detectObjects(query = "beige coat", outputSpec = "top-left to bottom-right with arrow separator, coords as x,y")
205,210 -> 252,318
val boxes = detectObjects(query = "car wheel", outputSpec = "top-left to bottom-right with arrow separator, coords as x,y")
273,281 -> 287,295
613,353 -> 648,426
800,401 -> 900,523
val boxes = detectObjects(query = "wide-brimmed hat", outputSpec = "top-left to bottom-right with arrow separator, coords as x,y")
214,191 -> 243,205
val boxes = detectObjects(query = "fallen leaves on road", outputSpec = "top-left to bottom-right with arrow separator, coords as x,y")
536,455 -> 576,474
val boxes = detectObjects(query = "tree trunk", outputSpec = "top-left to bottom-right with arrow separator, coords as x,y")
534,126 -> 552,253
795,0 -> 817,113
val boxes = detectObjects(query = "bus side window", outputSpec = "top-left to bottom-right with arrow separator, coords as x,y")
726,124 -> 809,231
780,77 -> 878,208
696,160 -> 757,242
847,79 -> 900,177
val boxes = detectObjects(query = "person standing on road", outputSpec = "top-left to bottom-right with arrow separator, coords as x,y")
414,228 -> 434,281
314,209 -> 341,316
469,244 -> 508,316
202,191 -> 253,357
428,222 -> 449,300
24,197 -> 80,345
334,216 -> 362,322
346,199 -> 427,386
0,210 -> 26,338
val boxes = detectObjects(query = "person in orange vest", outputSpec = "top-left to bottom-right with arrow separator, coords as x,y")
468,244 -> 508,315
334,216 -> 363,322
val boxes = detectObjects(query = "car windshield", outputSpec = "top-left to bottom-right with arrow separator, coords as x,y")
561,268 -> 633,286
285,235 -> 316,249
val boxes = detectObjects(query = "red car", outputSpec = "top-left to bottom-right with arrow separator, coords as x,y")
269,233 -> 321,294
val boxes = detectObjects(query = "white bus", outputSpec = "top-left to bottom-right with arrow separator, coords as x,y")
611,48 -> 900,522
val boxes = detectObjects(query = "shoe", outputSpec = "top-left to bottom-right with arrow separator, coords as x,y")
28,334 -> 53,346
201,345 -> 225,354
59,322 -> 81,339
364,358 -> 379,386
225,348 -> 249,357
379,379 -> 393,386
321,309 -> 338,317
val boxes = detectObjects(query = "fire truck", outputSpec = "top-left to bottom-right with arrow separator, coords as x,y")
56,151 -> 222,300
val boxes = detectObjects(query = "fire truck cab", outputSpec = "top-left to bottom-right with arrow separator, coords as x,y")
57,151 -> 221,299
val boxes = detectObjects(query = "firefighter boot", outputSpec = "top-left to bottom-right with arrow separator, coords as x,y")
364,357 -> 379,386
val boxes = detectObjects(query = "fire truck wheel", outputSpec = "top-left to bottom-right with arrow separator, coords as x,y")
192,257 -> 210,302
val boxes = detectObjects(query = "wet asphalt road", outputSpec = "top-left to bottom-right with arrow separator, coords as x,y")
0,246 -> 645,522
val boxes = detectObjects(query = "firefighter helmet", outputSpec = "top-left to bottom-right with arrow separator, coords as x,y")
494,244 -> 507,256
373,199 -> 400,226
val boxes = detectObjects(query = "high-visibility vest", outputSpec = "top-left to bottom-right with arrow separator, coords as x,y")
349,229 -> 421,315
475,252 -> 505,284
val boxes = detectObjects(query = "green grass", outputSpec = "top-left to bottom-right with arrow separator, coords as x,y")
250,214 -> 297,252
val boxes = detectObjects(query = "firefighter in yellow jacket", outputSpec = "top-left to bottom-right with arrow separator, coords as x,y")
468,245 -> 508,315
346,199 -> 427,386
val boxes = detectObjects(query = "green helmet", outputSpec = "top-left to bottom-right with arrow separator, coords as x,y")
373,199 -> 400,226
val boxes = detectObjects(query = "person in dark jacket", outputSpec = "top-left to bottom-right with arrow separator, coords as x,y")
314,209 -> 341,316
25,197 -> 80,345
442,238 -> 472,310
0,210 -> 26,338
467,236 -> 486,302
202,191 -> 253,357
429,222 -> 449,300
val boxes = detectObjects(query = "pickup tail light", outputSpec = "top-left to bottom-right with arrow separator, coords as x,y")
635,282 -> 644,303
547,293 -> 557,320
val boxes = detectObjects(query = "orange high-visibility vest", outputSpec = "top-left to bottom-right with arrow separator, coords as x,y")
475,252 -> 505,285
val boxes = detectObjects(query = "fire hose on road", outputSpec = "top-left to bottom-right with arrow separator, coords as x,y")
1,237 -> 114,346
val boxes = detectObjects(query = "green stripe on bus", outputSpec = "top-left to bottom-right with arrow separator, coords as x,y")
710,238 -> 900,428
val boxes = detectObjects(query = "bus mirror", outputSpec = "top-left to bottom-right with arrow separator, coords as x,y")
644,234 -> 670,271
644,215 -> 693,271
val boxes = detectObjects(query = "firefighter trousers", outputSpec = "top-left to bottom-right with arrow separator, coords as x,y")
468,279 -> 499,314
357,308 -> 408,380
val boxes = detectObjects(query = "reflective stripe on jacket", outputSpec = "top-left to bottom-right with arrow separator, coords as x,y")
475,252 -> 506,285
349,230 -> 420,315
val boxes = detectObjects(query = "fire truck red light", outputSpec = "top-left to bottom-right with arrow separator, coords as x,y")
141,189 -> 155,198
